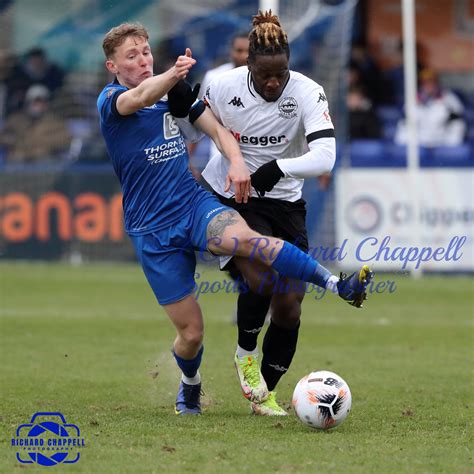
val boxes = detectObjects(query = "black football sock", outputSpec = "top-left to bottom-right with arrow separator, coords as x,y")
237,290 -> 271,351
261,320 -> 300,391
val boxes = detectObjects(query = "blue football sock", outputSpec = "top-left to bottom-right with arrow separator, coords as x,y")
172,345 -> 204,378
270,241 -> 332,289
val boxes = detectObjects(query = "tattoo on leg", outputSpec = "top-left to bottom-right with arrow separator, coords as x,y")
207,210 -> 239,240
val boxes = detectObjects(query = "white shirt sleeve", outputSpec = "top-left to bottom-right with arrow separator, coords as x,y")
200,71 -> 213,101
301,83 -> 335,137
174,116 -> 205,143
276,137 -> 336,178
276,81 -> 336,178
200,63 -> 233,102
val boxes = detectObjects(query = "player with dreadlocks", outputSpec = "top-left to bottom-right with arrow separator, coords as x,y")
190,10 -> 371,416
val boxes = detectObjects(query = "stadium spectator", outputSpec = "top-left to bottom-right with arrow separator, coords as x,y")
200,31 -> 249,94
188,31 -> 249,180
152,38 -> 178,75
0,50 -> 16,120
3,47 -> 64,115
383,39 -> 427,107
347,84 -> 381,139
198,11 -> 361,416
394,68 -> 466,147
97,22 -> 372,416
349,41 -> 384,105
0,84 -> 71,163
18,47 -> 64,93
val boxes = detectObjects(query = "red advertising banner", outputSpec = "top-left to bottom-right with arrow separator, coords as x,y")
0,166 -> 135,261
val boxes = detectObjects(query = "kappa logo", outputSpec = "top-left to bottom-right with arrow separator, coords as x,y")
278,96 -> 298,118
317,92 -> 327,103
228,96 -> 245,108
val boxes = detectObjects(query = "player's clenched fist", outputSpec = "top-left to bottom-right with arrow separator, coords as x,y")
174,48 -> 196,80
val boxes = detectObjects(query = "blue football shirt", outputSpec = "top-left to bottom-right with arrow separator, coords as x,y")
97,81 -> 199,235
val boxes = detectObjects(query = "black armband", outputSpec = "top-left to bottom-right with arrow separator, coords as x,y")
189,100 -> 206,124
306,128 -> 335,144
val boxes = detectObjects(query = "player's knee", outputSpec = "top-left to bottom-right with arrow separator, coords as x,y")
271,296 -> 303,329
272,309 -> 301,329
181,327 -> 203,349
247,271 -> 278,296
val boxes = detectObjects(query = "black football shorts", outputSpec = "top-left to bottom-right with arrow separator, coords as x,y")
215,193 -> 309,270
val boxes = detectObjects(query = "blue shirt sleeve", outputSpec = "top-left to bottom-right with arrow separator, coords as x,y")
97,84 -> 128,125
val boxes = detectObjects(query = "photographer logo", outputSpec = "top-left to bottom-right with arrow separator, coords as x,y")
11,412 -> 85,466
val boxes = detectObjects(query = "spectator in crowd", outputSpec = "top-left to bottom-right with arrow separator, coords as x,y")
3,47 -> 65,114
153,38 -> 179,75
394,68 -> 466,147
349,42 -> 384,105
200,31 -> 250,94
383,39 -> 426,107
347,84 -> 381,139
0,50 -> 16,120
0,84 -> 71,162
21,48 -> 64,91
348,60 -> 363,89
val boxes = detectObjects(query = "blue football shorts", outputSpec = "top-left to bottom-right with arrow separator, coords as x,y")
130,187 -> 230,305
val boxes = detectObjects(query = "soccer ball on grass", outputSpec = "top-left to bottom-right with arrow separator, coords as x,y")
292,370 -> 352,429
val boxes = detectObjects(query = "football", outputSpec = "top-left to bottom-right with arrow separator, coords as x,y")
292,370 -> 352,429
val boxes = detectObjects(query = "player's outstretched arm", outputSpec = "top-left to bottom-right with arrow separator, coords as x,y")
276,137 -> 335,179
116,49 -> 196,116
194,107 -> 251,203
251,137 -> 336,196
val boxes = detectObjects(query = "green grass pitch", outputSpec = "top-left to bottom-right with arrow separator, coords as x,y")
1,262 -> 473,473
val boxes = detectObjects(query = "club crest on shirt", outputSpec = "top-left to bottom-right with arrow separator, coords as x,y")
278,96 -> 298,119
106,88 -> 117,98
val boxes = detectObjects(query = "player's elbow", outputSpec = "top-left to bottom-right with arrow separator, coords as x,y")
318,139 -> 336,174
136,90 -> 155,109
323,153 -> 336,174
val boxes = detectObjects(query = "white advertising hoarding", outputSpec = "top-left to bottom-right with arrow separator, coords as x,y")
336,170 -> 474,271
